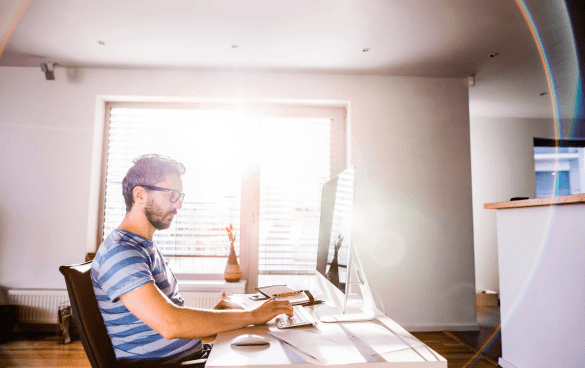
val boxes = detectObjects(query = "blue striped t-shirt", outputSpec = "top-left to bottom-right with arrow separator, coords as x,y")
91,229 -> 201,361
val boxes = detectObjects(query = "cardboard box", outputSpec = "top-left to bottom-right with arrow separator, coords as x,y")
476,290 -> 499,307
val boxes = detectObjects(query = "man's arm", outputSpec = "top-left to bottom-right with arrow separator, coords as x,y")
119,283 -> 293,340
213,299 -> 244,310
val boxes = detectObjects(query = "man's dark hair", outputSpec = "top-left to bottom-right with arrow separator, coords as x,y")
122,154 -> 186,212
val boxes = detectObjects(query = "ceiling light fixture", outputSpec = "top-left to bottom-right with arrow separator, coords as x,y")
362,48 -> 371,52
489,53 -> 499,58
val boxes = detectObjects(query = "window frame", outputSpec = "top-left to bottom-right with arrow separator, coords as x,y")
89,98 -> 348,293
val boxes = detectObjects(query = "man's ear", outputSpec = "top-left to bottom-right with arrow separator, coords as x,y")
133,186 -> 147,206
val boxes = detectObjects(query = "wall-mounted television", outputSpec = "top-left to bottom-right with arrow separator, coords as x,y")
533,137 -> 585,197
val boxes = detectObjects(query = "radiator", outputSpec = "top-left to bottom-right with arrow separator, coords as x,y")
6,289 -> 223,324
7,289 -> 69,324
181,291 -> 224,309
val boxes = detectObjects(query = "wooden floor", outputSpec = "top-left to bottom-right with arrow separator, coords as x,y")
448,306 -> 502,364
413,331 -> 498,368
0,330 -> 498,368
1,331 -> 91,368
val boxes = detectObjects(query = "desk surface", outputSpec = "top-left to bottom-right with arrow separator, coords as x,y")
206,296 -> 446,368
484,193 -> 585,209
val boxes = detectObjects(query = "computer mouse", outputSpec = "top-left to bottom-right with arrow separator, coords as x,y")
230,334 -> 271,346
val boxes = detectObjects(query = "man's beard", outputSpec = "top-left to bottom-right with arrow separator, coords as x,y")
144,199 -> 177,230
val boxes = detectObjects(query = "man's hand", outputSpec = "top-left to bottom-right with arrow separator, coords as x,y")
250,298 -> 294,325
213,299 -> 244,310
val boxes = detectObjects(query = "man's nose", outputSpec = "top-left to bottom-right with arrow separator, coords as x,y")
174,199 -> 183,209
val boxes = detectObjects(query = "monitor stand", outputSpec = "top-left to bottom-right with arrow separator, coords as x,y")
315,246 -> 376,322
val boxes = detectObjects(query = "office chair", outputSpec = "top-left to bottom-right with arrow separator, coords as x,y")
59,261 -> 206,367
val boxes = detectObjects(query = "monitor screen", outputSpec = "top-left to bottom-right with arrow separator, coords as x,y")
315,166 -> 355,295
313,166 -> 376,321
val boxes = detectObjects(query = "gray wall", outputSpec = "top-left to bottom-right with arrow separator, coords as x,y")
0,66 -> 476,331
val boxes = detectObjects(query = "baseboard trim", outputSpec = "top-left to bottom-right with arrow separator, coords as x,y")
499,357 -> 519,368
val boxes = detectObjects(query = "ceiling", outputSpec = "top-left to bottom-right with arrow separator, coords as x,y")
0,0 -> 579,119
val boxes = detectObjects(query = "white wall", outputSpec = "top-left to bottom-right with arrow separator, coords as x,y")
469,116 -> 562,293
0,66 -> 476,331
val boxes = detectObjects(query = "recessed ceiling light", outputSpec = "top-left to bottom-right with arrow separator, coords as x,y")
489,53 -> 499,58
98,40 -> 105,45
362,48 -> 371,52
540,92 -> 547,96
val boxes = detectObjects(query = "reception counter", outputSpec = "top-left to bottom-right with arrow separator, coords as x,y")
485,194 -> 585,368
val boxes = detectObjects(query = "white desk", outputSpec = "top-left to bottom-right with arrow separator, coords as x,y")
206,295 -> 447,367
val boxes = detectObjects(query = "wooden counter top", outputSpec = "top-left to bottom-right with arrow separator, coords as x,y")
484,193 -> 585,209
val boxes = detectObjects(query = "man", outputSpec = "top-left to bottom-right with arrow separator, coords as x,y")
91,154 -> 293,365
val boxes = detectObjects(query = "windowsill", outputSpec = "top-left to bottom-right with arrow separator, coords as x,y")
178,279 -> 247,293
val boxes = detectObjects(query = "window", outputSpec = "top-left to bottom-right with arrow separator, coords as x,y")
99,102 -> 346,291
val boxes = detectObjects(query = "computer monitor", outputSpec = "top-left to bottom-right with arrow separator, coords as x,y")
314,166 -> 376,322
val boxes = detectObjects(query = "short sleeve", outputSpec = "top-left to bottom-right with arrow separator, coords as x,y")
93,242 -> 155,303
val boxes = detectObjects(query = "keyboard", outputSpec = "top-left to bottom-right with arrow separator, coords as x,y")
276,305 -> 316,329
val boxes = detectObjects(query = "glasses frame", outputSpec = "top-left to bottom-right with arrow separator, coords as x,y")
138,185 -> 185,204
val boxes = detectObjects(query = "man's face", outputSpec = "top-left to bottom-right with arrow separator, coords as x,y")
143,174 -> 183,230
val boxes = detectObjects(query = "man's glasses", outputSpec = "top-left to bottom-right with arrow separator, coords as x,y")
138,185 -> 185,204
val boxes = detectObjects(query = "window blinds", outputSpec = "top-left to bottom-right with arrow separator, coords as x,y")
102,105 -> 336,277
258,117 -> 332,277
103,107 -> 242,274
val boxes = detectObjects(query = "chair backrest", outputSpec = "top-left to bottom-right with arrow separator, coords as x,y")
59,261 -> 118,368
60,261 -> 205,368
